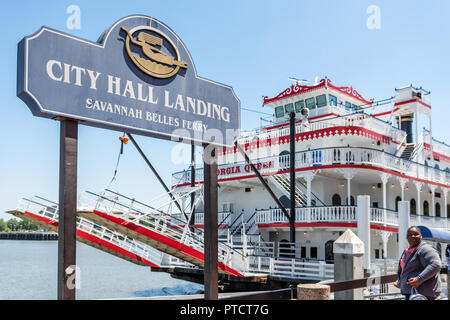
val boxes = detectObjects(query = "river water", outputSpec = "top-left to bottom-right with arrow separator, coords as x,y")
0,240 -> 203,300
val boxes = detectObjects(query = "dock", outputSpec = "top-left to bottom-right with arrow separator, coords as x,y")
0,232 -> 58,241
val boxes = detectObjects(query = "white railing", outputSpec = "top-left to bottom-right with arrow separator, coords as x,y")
237,112 -> 406,149
268,259 -> 334,280
194,211 -> 232,226
370,208 -> 399,227
256,206 -> 357,224
16,196 -> 164,266
169,211 -> 232,228
255,206 -> 449,231
173,146 -> 450,187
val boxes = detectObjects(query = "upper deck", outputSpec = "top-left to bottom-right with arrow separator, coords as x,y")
172,78 -> 449,188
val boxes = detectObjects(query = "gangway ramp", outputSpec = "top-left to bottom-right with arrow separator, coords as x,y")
7,196 -> 163,268
78,190 -> 245,277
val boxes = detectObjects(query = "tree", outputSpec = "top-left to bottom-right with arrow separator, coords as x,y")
0,219 -> 7,232
7,219 -> 20,231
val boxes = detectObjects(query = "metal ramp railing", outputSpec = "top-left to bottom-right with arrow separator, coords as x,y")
78,189 -> 246,277
9,196 -> 163,268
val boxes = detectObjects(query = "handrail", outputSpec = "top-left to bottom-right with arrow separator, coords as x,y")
229,211 -> 245,235
296,178 -> 326,206
244,211 -> 258,233
395,134 -> 408,156
327,274 -> 397,293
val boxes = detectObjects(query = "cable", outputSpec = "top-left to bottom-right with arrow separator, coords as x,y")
241,107 -> 273,116
105,133 -> 127,191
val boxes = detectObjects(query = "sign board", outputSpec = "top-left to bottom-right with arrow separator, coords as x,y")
17,15 -> 240,147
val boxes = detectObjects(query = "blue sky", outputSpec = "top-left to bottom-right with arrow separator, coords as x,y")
1,0 -> 449,220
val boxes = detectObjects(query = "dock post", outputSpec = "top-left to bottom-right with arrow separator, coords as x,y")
57,119 -> 78,300
398,201 -> 410,259
333,229 -> 365,300
297,283 -> 330,300
356,195 -> 371,274
203,144 -> 218,300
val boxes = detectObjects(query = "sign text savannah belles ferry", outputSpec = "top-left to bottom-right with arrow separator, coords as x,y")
17,15 -> 240,147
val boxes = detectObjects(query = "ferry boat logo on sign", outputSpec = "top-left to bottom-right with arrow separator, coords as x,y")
121,26 -> 188,79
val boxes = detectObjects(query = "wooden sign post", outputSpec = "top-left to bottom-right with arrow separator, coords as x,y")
203,145 -> 218,300
57,119 -> 78,300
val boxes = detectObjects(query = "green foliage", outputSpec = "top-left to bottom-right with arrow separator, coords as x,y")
0,219 -> 7,232
1,218 -> 39,232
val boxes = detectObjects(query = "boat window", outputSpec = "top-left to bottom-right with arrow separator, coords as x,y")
300,246 -> 306,258
329,94 -> 337,106
423,200 -> 429,216
395,196 -> 401,212
275,106 -> 284,118
295,100 -> 305,112
310,247 -> 318,259
285,103 -> 294,114
306,97 -> 315,110
345,102 -> 351,111
435,203 -> 441,217
332,194 -> 341,206
316,94 -> 327,107
410,198 -> 416,215
352,104 -> 358,111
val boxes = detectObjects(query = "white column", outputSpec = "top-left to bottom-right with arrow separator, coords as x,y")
430,185 -> 436,217
379,173 -> 389,237
415,109 -> 420,177
428,110 -> 434,165
338,168 -> 357,206
347,178 -> 351,206
300,171 -> 318,223
415,182 -> 422,224
306,175 -> 312,207
380,174 -> 388,209
356,195 -> 371,271
398,201 -> 410,259
444,189 -> 448,230
414,109 -> 418,145
398,178 -> 407,201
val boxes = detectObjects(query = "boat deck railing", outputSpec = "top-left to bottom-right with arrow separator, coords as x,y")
238,110 -> 406,148
255,206 -> 449,230
172,146 -> 450,187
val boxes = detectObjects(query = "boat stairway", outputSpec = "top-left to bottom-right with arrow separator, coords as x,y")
270,173 -> 325,206
229,210 -> 260,237
77,190 -> 246,277
7,196 -> 163,268
400,143 -> 416,160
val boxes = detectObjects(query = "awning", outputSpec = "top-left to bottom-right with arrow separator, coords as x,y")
417,226 -> 450,244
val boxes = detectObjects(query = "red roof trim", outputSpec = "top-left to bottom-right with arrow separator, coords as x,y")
263,79 -> 373,106
394,98 -> 431,109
